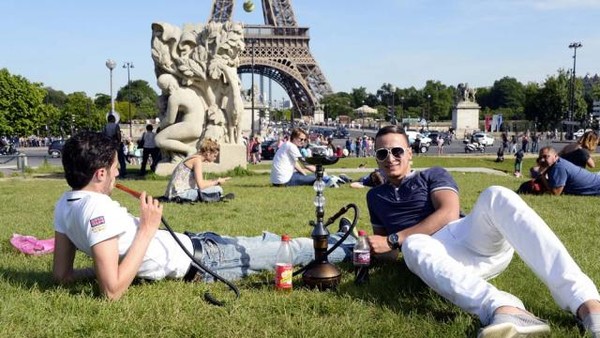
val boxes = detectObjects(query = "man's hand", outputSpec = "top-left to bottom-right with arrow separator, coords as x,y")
367,235 -> 393,254
138,191 -> 162,237
216,177 -> 231,185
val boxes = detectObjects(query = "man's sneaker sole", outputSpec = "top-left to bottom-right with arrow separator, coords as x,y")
477,322 -> 550,338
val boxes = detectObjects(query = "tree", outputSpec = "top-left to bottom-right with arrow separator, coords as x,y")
61,92 -> 101,134
0,68 -> 46,136
321,92 -> 353,119
44,87 -> 68,108
349,87 -> 368,108
94,93 -> 111,111
490,77 -> 525,109
116,80 -> 158,120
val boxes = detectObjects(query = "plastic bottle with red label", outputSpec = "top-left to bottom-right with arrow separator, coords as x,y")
274,234 -> 293,291
353,230 -> 370,285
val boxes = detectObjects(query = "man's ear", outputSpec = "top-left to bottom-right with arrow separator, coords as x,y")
94,167 -> 107,182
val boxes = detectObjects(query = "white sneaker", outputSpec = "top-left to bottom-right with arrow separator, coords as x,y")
478,313 -> 550,338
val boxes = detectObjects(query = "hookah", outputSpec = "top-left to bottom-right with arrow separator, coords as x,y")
293,154 -> 359,290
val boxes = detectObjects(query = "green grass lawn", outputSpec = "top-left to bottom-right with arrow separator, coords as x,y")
1,158 -> 599,337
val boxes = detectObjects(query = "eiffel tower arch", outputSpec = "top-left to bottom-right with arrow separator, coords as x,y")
209,0 -> 333,120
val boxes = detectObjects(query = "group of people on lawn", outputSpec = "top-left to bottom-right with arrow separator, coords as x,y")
52,126 -> 600,337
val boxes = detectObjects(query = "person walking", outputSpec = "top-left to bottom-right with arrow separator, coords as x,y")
139,124 -> 160,175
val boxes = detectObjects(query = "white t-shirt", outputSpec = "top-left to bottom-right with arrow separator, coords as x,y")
53,190 -> 192,280
270,141 -> 302,184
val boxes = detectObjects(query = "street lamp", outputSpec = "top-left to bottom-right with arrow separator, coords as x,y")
400,96 -> 405,125
123,61 -> 134,138
568,42 -> 582,137
390,85 -> 396,124
105,59 -> 116,116
250,39 -> 256,136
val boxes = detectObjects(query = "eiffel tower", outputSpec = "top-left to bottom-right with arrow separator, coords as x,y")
209,0 -> 333,118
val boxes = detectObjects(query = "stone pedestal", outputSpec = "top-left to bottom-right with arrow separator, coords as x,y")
452,101 -> 481,135
155,143 -> 247,176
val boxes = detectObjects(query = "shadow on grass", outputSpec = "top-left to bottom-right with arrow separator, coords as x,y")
0,267 -> 99,296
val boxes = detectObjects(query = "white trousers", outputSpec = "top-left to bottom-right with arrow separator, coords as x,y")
402,185 -> 599,325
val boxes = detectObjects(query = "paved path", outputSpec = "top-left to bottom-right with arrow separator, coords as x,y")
253,166 -> 508,176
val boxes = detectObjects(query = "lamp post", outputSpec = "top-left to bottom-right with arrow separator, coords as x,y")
400,96 -> 405,125
105,59 -> 116,116
123,61 -> 134,138
390,85 -> 395,125
568,42 -> 582,137
250,39 -> 256,137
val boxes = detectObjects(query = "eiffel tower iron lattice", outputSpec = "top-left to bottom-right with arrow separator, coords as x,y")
209,0 -> 333,119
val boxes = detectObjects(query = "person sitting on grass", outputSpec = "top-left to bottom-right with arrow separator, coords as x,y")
364,125 -> 600,337
536,146 -> 600,196
270,128 -> 340,187
52,131 -> 356,300
163,138 -> 234,203
559,130 -> 599,169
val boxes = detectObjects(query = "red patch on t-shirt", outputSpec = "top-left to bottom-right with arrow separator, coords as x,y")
90,216 -> 105,228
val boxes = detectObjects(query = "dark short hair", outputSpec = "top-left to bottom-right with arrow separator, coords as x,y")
62,132 -> 119,190
290,128 -> 307,140
375,125 -> 409,144
146,124 -> 153,131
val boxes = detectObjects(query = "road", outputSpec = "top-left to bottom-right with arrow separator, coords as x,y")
0,132 -> 577,176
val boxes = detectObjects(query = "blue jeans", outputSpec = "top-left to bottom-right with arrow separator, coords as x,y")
187,231 -> 356,282
178,186 -> 223,201
287,172 -> 317,186
286,172 -> 334,187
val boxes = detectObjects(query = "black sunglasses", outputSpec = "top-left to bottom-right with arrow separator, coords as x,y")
375,147 -> 406,161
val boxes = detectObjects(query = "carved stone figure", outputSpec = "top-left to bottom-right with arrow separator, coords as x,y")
456,83 -> 477,104
151,21 -> 246,163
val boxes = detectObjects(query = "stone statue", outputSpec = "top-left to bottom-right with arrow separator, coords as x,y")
151,21 -> 245,163
456,83 -> 477,104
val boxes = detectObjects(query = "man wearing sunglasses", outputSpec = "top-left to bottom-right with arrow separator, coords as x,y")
270,128 -> 319,186
365,125 -> 600,337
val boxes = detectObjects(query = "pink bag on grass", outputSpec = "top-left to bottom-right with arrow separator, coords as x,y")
10,234 -> 55,255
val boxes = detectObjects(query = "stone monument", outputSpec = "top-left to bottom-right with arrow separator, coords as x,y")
150,21 -> 247,175
452,83 -> 480,136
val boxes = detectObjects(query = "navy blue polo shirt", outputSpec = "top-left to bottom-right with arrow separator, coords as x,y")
367,167 -> 459,234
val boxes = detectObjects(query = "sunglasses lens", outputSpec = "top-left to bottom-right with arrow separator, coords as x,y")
391,147 -> 405,158
375,149 -> 389,161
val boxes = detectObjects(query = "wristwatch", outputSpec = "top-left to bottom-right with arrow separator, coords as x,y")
387,233 -> 400,250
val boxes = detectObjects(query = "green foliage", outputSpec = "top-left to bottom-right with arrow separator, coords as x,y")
0,68 -> 47,136
321,93 -> 353,119
116,80 -> 159,120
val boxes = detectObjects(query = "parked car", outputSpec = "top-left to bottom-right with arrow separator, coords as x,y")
333,127 -> 349,139
48,140 -> 65,158
405,131 -> 431,153
471,132 -> 495,146
260,139 -> 278,160
573,129 -> 587,139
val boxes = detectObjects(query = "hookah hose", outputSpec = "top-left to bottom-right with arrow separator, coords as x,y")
114,183 -> 240,306
293,203 -> 359,277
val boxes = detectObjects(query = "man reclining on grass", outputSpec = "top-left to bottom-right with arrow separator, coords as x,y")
52,131 -> 355,300
364,125 -> 600,338
536,146 -> 600,196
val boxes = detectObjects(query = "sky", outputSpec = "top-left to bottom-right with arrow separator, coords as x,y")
1,0 -> 599,102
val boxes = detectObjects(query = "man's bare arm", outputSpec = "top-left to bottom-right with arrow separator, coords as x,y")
52,232 -> 95,283
368,189 -> 460,254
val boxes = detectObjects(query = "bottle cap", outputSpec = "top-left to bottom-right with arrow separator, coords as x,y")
358,230 -> 367,236
281,234 -> 291,241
